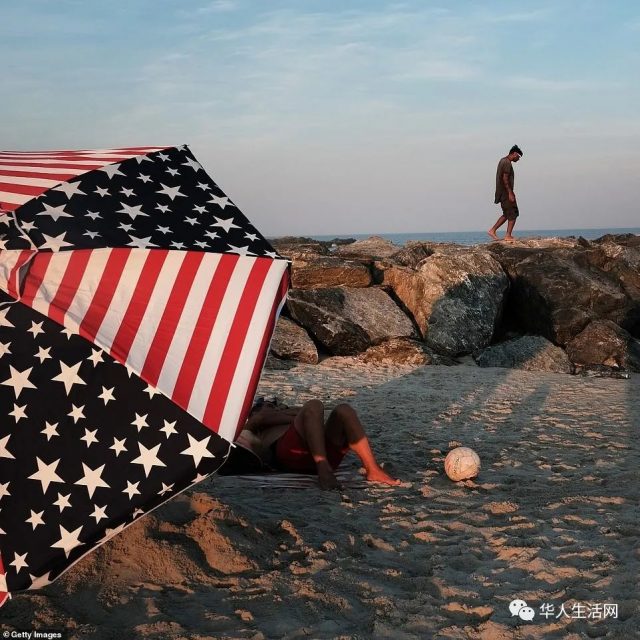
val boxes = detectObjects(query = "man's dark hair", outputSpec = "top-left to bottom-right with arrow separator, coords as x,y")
509,144 -> 523,156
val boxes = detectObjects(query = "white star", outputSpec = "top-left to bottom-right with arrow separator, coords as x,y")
157,152 -> 170,161
98,386 -> 115,405
170,241 -> 185,249
26,510 -> 45,530
100,164 -> 125,179
227,244 -> 256,256
91,505 -> 108,523
52,181 -> 85,199
155,225 -> 171,234
22,220 -> 37,232
135,154 -> 153,164
131,442 -> 166,477
29,572 -> 52,589
100,522 -> 126,543
51,524 -> 84,558
185,216 -> 198,226
193,205 -> 206,214
244,232 -> 259,242
211,216 -> 240,233
118,202 -> 148,219
9,403 -> 27,422
52,360 -> 86,394
94,186 -> 110,197
159,482 -> 174,496
41,421 -> 59,440
160,420 -> 177,438
123,481 -> 140,499
28,321 -> 45,338
28,457 -> 64,493
118,222 -> 134,232
204,230 -> 219,240
61,326 -> 75,339
36,346 -> 52,364
40,231 -> 72,251
0,434 -> 14,459
120,187 -> 135,197
166,167 -> 179,176
131,413 -> 149,431
182,156 -> 202,172
132,508 -> 145,519
191,473 -> 209,485
137,173 -> 152,183
110,437 -> 127,457
144,384 -> 161,399
196,182 -> 210,191
0,481 -> 10,500
80,428 -> 99,447
83,230 -> 100,239
86,210 -> 102,220
0,341 -> 11,358
10,552 -> 28,573
68,404 -> 85,423
157,183 -> 186,200
156,203 -> 170,213
194,240 -> 208,249
37,203 -> 73,221
53,492 -> 72,512
88,349 -> 104,366
0,309 -> 14,328
264,250 -> 279,258
181,434 -> 215,468
1,365 -> 36,398
75,463 -> 109,498
208,195 -> 234,210
127,235 -> 158,248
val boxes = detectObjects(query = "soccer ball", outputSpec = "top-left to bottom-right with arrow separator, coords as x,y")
444,447 -> 481,481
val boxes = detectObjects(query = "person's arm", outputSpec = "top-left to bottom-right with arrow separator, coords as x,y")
244,407 -> 294,433
502,171 -> 515,202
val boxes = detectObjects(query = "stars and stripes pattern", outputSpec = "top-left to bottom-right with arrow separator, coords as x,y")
0,145 -> 289,606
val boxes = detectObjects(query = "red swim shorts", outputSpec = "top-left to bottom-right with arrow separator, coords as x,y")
274,425 -> 348,474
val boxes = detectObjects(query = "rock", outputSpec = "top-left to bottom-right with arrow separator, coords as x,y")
487,243 -> 629,345
335,235 -> 400,259
287,287 -> 416,356
382,250 -> 509,356
269,317 -> 318,364
566,320 -> 640,372
359,338 -> 457,366
270,237 -> 329,260
389,242 -> 435,268
290,255 -> 372,289
475,335 -> 573,373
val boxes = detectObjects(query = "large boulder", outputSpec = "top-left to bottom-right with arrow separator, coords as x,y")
335,235 -> 400,259
566,320 -> 640,372
382,250 -> 509,356
359,338 -> 457,366
488,243 -> 630,345
270,316 -> 318,364
287,287 -> 416,356
475,335 -> 573,373
290,255 -> 372,289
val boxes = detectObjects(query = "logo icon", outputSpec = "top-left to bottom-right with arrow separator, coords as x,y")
509,599 -> 535,621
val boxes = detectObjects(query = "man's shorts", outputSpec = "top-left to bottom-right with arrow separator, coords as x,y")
500,197 -> 519,220
274,424 -> 348,474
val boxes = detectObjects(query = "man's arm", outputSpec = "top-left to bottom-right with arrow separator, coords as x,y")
502,171 -> 515,202
244,407 -> 296,433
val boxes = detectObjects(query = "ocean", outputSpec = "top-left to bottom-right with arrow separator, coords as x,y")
310,227 -> 640,247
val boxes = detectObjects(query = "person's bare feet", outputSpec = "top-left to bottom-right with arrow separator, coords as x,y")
487,230 -> 499,240
318,467 -> 340,490
504,235 -> 515,242
366,466 -> 401,486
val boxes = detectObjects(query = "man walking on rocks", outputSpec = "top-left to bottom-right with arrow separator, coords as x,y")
489,144 -> 523,241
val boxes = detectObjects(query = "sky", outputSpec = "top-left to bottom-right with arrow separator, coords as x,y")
1,1 -> 639,236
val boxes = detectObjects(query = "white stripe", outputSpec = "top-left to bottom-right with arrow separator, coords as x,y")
91,250 -> 150,353
0,175 -> 59,188
155,253 -> 222,395
217,260 -> 289,442
0,191 -> 30,204
0,165 -> 83,175
0,158 -> 111,167
29,252 -> 74,319
124,252 -> 188,372
62,249 -> 114,332
0,250 -> 32,295
187,256 -> 256,420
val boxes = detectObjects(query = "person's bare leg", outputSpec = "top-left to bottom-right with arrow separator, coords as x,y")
488,215 -> 506,240
325,404 -> 400,485
504,217 -> 516,241
293,400 -> 339,489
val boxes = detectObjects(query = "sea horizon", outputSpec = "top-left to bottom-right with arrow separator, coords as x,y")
302,226 -> 640,247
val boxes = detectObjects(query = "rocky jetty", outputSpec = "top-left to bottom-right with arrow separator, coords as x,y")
268,234 -> 640,374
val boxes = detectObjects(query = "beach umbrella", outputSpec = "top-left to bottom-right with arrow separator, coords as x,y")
0,145 -> 289,606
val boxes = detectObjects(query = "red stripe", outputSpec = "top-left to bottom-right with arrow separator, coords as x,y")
0,552 -> 7,607
21,252 -> 53,308
7,250 -> 35,299
79,249 -> 131,342
0,203 -> 18,212
234,269 -> 290,440
0,169 -> 80,181
46,250 -> 93,326
172,254 -> 239,408
0,161 -> 105,170
0,181 -> 44,196
109,250 -> 169,363
202,258 -> 273,429
140,252 -> 205,387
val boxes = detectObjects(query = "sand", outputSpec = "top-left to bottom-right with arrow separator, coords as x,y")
3,360 -> 639,639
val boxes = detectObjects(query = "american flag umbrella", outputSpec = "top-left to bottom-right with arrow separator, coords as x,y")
0,145 -> 289,606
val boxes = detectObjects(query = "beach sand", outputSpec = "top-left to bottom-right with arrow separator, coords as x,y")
3,360 -> 639,639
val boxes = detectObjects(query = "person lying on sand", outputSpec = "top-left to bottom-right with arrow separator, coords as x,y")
235,398 -> 400,490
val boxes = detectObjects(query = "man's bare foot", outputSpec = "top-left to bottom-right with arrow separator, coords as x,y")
366,466 -> 401,486
487,230 -> 499,240
504,235 -> 515,242
318,468 -> 340,490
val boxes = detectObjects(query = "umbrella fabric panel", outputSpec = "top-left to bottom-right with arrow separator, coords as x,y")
0,290 -> 230,598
